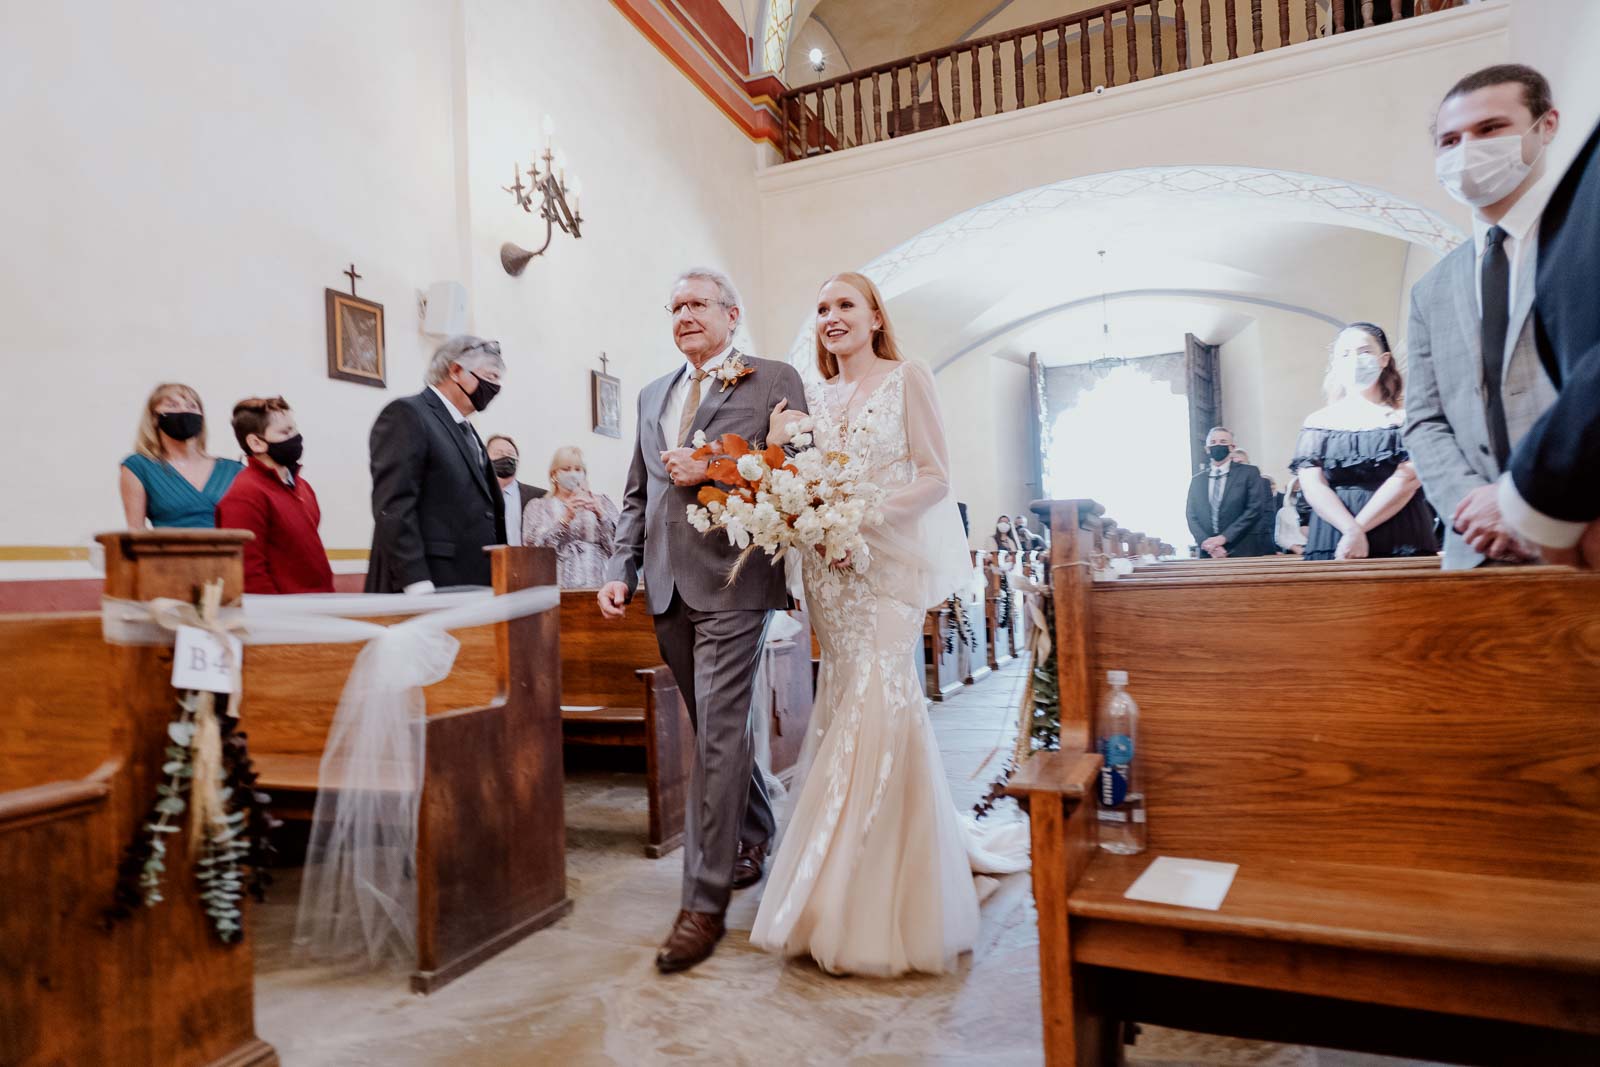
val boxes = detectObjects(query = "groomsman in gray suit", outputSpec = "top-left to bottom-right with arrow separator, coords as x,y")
598,268 -> 807,973
1404,64 -> 1561,568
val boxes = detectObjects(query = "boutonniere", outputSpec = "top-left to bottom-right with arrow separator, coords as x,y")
714,354 -> 755,393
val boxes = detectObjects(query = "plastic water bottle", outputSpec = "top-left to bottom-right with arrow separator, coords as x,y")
1096,670 -> 1146,855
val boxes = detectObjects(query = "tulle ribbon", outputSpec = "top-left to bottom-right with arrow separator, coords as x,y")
102,585 -> 560,965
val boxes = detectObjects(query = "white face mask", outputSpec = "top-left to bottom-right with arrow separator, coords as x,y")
997,522 -> 1012,534
1342,351 -> 1384,389
556,469 -> 586,491
1434,119 -> 1548,209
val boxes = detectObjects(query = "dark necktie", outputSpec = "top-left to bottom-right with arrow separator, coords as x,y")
460,421 -> 486,475
1480,225 -> 1512,468
1209,471 -> 1225,533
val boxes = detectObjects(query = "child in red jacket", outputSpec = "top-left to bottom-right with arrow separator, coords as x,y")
215,396 -> 335,594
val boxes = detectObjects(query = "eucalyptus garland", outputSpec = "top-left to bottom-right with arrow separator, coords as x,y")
108,697 -> 277,943
941,595 -> 978,656
995,572 -> 1013,632
1028,615 -> 1062,753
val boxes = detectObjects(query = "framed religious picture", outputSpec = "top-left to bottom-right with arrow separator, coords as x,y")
591,368 -> 622,438
325,289 -> 386,387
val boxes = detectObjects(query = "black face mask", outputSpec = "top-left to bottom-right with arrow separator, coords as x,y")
491,456 -> 519,479
263,433 -> 304,469
157,411 -> 204,441
463,371 -> 501,412
1208,444 -> 1232,462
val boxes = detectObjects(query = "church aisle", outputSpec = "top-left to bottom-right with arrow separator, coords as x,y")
253,659 -> 1438,1067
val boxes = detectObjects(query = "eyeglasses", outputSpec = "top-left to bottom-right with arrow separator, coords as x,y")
664,298 -> 731,318
462,339 -> 501,356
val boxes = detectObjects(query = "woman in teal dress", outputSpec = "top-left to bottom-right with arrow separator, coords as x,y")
119,383 -> 242,529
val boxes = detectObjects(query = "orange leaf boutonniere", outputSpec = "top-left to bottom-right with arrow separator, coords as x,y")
713,354 -> 755,392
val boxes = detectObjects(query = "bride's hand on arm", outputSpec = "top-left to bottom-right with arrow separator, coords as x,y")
768,398 -> 807,446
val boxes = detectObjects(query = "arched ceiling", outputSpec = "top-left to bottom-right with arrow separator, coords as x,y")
782,167 -> 1460,374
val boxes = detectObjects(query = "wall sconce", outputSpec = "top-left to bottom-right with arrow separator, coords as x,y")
501,115 -> 584,276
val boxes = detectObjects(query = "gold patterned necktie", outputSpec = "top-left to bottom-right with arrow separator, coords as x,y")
677,369 -> 708,447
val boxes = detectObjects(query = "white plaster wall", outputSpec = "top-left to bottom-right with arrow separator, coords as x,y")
0,0 -> 765,560
1510,0 -> 1600,176
1219,309 -> 1344,486
1,1 -> 462,553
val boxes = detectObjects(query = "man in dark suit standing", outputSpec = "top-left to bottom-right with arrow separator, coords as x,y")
1186,426 -> 1267,559
365,336 -> 507,593
1498,118 -> 1600,566
486,433 -> 546,546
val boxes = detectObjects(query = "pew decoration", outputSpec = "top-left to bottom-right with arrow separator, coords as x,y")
99,583 -> 563,967
941,593 -> 978,656
973,570 -> 1058,820
107,579 -> 278,943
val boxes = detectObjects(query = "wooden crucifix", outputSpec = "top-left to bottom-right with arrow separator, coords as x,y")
343,263 -> 363,296
599,352 -> 610,375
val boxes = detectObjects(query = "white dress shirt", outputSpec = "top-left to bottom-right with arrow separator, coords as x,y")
661,344 -> 732,448
502,480 -> 523,546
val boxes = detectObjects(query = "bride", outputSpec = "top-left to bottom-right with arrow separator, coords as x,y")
750,272 -> 1029,977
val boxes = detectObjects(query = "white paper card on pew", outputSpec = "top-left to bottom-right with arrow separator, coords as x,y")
171,625 -> 243,694
1124,856 -> 1239,911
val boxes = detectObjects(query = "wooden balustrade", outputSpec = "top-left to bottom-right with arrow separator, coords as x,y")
779,0 -> 1463,161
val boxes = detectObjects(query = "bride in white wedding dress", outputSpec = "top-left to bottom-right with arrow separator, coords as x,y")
750,272 -> 1029,977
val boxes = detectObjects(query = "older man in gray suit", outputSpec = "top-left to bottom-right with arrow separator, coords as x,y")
1405,64 -> 1561,568
598,268 -> 807,973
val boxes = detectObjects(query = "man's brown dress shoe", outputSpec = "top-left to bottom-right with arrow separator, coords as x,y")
731,840 -> 768,890
656,909 -> 725,973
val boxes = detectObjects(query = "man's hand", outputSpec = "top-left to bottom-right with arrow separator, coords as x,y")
768,398 -> 807,446
1207,545 -> 1228,559
597,581 -> 630,619
1538,518 -> 1600,569
661,448 -> 709,487
1200,535 -> 1225,554
1453,484 -> 1535,560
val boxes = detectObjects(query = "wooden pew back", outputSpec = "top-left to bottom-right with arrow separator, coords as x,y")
244,618 -> 498,758
1090,566 -> 1600,883
0,614 -> 111,793
559,588 -> 663,709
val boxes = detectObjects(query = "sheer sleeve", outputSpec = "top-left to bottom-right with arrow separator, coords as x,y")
866,361 -> 973,610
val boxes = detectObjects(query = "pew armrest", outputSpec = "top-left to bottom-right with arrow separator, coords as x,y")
1009,750 -> 1100,804
0,761 -> 115,834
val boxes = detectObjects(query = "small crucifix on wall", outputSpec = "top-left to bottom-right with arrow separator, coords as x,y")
343,262 -> 363,295
591,351 -> 621,438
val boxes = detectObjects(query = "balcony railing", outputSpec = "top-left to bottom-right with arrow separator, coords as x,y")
778,0 -> 1464,162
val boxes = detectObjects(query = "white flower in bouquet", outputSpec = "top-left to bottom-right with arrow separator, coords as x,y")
736,453 -> 766,481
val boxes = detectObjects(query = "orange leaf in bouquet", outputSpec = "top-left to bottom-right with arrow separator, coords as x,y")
706,456 -> 745,486
691,442 -> 717,460
761,444 -> 787,470
697,486 -> 730,508
720,434 -> 752,459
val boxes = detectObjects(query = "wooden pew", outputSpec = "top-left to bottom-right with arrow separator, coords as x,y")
958,557 -> 991,687
979,550 -> 1017,671
923,603 -> 963,701
1013,499 -> 1600,1066
244,545 -> 570,994
558,592 -> 814,856
558,589 -> 690,858
1132,555 -> 1442,579
1,530 -> 275,1067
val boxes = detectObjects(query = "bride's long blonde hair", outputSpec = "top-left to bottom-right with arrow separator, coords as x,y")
814,272 -> 905,380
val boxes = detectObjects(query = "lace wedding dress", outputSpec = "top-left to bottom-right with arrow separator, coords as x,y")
750,359 -> 1030,977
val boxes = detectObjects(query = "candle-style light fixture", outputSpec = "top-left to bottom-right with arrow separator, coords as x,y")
501,115 -> 584,276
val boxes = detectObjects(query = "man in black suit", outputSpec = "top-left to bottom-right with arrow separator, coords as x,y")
1498,118 -> 1600,566
365,336 -> 507,593
1230,448 -> 1279,557
1186,426 -> 1267,559
485,433 -> 546,546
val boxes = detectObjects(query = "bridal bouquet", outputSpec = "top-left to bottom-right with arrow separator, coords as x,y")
685,425 -> 885,576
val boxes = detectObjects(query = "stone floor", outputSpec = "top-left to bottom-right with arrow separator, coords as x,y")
255,659 -> 1441,1066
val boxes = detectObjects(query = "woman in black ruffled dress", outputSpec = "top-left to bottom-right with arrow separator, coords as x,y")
1290,323 -> 1438,561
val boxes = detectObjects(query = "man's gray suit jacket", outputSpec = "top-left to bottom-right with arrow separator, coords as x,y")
606,351 -> 809,614
1403,238 -> 1557,568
